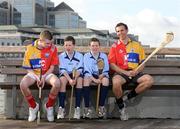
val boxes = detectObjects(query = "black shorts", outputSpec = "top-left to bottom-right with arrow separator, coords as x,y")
114,72 -> 145,86
92,74 -> 109,79
92,74 -> 99,79
60,73 -> 83,78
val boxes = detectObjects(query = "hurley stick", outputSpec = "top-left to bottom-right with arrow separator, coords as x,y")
96,59 -> 104,114
69,68 -> 77,120
37,67 -> 42,124
135,32 -> 174,72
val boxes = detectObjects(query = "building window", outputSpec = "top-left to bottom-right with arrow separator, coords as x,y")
1,42 -> 4,46
7,43 -> 10,46
48,15 -> 55,27
35,3 -> 44,25
56,39 -> 64,46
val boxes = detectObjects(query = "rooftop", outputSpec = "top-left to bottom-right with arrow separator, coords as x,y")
53,2 -> 74,12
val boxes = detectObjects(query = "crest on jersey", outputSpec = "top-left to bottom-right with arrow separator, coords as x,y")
68,62 -> 73,65
130,48 -> 134,53
45,53 -> 50,58
119,49 -> 123,53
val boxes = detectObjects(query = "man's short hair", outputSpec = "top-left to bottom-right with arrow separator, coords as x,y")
89,37 -> 100,46
64,36 -> 75,45
40,30 -> 53,40
115,22 -> 128,30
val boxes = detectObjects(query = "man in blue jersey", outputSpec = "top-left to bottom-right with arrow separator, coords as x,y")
83,38 -> 109,119
57,36 -> 83,119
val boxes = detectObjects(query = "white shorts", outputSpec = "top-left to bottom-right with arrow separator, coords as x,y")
27,73 -> 54,81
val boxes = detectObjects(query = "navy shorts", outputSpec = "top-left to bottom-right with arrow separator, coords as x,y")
60,73 -> 83,78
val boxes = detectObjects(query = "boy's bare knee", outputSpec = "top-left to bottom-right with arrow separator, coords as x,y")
54,79 -> 60,88
84,78 -> 91,86
20,80 -> 28,90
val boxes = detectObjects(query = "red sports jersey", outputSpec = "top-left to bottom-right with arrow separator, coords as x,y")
22,40 -> 59,75
108,39 -> 145,70
108,41 -> 128,70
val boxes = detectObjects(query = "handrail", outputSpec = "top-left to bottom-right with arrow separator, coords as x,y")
0,46 -> 180,55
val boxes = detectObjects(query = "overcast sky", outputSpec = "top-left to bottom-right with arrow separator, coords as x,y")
51,0 -> 180,47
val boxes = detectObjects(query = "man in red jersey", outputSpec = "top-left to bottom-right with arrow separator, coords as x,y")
108,23 -> 154,120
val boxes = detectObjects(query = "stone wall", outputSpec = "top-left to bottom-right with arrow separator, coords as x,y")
1,89 -> 180,119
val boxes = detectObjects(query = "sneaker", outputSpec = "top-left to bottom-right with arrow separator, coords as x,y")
57,107 -> 65,119
83,107 -> 92,119
73,107 -> 81,119
98,106 -> 106,118
28,103 -> 39,122
45,104 -> 54,122
119,107 -> 128,121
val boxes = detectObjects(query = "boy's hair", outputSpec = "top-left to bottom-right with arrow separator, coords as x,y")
64,36 -> 75,45
89,37 -> 100,46
115,22 -> 128,30
40,30 -> 53,40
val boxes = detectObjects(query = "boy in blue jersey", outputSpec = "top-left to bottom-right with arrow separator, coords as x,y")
83,38 -> 109,118
57,36 -> 83,119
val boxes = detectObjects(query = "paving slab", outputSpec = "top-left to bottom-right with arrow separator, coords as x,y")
0,119 -> 180,129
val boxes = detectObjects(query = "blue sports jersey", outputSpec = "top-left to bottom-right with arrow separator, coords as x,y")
59,51 -> 83,75
84,52 -> 109,78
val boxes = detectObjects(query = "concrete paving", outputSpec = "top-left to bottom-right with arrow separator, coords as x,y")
1,118 -> 180,129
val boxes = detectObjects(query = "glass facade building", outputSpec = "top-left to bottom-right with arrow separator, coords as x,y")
0,0 -> 49,26
0,0 -> 86,29
0,1 -> 8,25
50,2 -> 86,29
0,8 -> 8,25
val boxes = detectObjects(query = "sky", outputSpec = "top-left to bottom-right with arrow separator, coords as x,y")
51,0 -> 180,47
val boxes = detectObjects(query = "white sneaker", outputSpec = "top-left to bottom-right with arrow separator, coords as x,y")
57,107 -> 65,119
119,107 -> 128,121
45,104 -> 54,122
28,103 -> 39,122
98,106 -> 106,118
73,107 -> 81,119
83,107 -> 92,119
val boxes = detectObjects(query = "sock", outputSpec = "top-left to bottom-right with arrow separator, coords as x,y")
83,86 -> 90,107
26,94 -> 36,108
116,98 -> 124,109
99,85 -> 109,106
58,92 -> 66,108
46,93 -> 57,108
127,89 -> 138,100
75,88 -> 82,108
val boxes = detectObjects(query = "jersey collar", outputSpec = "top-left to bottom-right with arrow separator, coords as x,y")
65,51 -> 75,61
90,51 -> 101,60
118,38 -> 132,46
